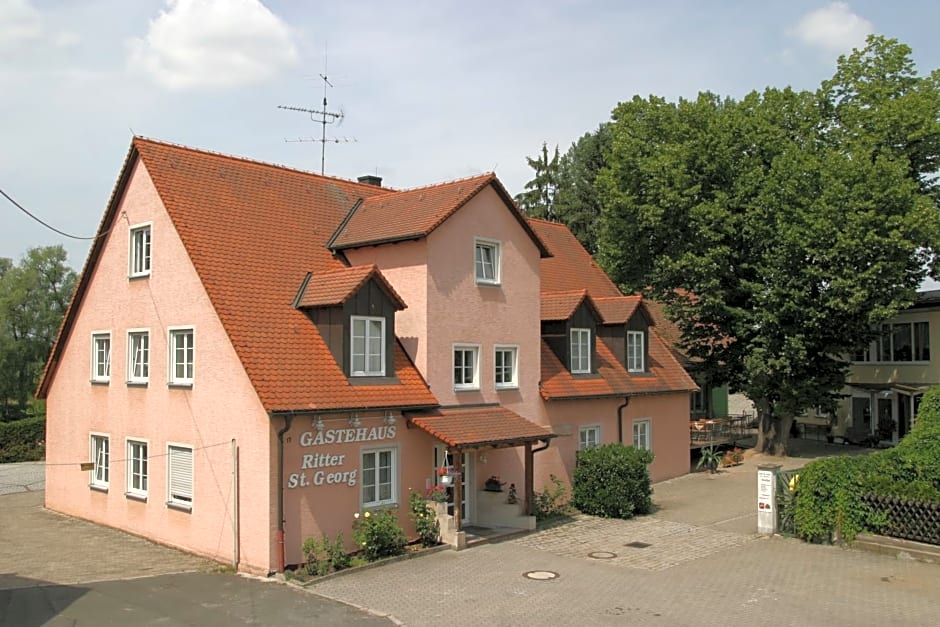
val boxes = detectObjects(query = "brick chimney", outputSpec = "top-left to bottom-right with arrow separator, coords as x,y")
357,175 -> 383,187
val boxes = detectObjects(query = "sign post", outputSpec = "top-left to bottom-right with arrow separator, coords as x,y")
757,463 -> 781,535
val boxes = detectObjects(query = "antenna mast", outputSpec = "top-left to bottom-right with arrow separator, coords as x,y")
278,54 -> 354,175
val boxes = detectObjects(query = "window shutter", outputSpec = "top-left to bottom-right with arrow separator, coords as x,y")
169,446 -> 193,502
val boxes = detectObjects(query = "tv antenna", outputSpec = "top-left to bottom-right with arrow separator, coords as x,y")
278,56 -> 355,175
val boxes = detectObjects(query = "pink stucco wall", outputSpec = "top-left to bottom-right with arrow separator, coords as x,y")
44,160 -> 276,574
540,394 -> 691,486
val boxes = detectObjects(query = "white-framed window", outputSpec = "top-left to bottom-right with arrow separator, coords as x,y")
570,328 -> 591,374
362,447 -> 397,507
474,238 -> 500,285
126,439 -> 149,498
129,223 -> 152,278
351,316 -> 385,376
91,332 -> 111,383
691,387 -> 707,414
453,344 -> 481,390
579,425 -> 601,450
853,321 -> 930,363
127,330 -> 150,384
633,419 -> 651,451
494,345 -> 519,389
168,327 -> 195,385
89,433 -> 109,489
167,444 -> 194,509
627,330 -> 645,372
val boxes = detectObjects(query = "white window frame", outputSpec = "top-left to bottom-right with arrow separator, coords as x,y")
852,320 -> 930,364
453,344 -> 481,390
90,331 -> 111,383
166,443 -> 194,510
350,316 -> 386,377
89,433 -> 110,489
570,328 -> 591,374
627,330 -> 645,372
361,446 -> 398,508
168,326 -> 195,386
474,238 -> 501,285
127,329 -> 150,384
633,418 -> 652,451
579,425 -> 601,450
494,345 -> 519,389
126,438 -> 149,499
128,222 -> 152,278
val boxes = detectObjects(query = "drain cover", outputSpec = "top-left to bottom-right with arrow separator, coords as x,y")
588,551 -> 617,559
524,570 -> 559,581
625,541 -> 651,549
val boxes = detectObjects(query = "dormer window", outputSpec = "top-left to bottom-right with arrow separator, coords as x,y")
570,328 -> 591,374
351,316 -> 385,376
627,330 -> 645,372
474,239 -> 500,285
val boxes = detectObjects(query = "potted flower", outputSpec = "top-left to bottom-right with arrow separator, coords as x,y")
484,476 -> 505,492
425,485 -> 448,503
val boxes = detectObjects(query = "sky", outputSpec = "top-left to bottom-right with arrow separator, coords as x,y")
2,0 -> 940,272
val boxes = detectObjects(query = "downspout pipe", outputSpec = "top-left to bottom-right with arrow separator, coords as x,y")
617,397 -> 631,444
275,413 -> 294,574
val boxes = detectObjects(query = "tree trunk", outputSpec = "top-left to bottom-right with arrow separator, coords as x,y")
753,397 -> 792,456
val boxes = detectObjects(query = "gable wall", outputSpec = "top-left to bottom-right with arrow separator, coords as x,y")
43,159 -> 276,573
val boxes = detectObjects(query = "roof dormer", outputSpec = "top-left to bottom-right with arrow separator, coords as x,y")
295,264 -> 406,381
541,290 -> 602,376
594,296 -> 652,375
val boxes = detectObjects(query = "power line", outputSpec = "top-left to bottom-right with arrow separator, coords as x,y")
1,186 -> 100,241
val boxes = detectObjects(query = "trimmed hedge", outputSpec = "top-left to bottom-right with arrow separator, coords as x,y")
572,443 -> 653,519
792,386 -> 940,542
0,416 -> 45,463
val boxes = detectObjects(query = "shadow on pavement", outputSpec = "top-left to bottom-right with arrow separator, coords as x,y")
0,574 -> 87,627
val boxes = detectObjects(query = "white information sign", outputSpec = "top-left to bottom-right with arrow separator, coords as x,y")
757,469 -> 774,512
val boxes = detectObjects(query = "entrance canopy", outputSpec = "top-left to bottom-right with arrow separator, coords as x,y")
406,406 -> 556,450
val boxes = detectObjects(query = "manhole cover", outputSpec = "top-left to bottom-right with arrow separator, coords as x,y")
588,551 -> 618,559
625,541 -> 651,549
524,570 -> 559,581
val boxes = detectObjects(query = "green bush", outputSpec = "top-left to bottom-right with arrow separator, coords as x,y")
352,509 -> 406,561
534,474 -> 571,521
408,490 -> 440,548
0,416 -> 45,463
301,532 -> 350,576
792,385 -> 940,543
572,444 -> 653,519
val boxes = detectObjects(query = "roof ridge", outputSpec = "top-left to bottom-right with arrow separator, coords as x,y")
132,135 -> 398,191
526,216 -> 566,226
395,171 -> 494,193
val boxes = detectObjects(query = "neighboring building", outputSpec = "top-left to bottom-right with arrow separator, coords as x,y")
38,138 -> 695,575
834,290 -> 940,442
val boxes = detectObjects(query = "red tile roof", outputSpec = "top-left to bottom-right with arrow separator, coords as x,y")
407,406 -> 556,449
539,331 -> 697,400
39,137 -> 436,412
592,295 -> 643,325
296,264 -> 406,310
331,175 -> 551,257
528,218 -> 621,297
540,290 -> 600,322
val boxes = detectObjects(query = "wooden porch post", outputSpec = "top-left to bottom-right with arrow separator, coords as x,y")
524,442 -> 534,516
452,449 -> 463,530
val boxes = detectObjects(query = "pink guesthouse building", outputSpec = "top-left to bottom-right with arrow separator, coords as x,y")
38,138 -> 696,574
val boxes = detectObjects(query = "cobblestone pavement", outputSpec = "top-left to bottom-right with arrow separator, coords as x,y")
0,462 -> 44,496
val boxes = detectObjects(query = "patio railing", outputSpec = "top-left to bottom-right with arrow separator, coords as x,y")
689,414 -> 753,449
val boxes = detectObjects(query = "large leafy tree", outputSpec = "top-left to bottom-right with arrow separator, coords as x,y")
597,36 -> 940,454
0,245 -> 76,419
554,124 -> 612,254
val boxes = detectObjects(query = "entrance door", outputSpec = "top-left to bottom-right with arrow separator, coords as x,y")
877,397 -> 892,436
897,393 -> 910,439
852,397 -> 872,433
433,445 -> 473,524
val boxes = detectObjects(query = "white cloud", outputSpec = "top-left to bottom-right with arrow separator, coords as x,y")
0,0 -> 43,46
127,0 -> 298,90
794,2 -> 873,56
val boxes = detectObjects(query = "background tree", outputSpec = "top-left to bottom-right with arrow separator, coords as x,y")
514,142 -> 561,219
597,36 -> 940,454
0,245 -> 76,420
554,124 -> 612,254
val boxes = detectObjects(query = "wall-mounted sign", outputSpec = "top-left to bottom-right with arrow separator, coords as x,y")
757,469 -> 773,512
299,426 -> 396,447
288,424 -> 397,490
